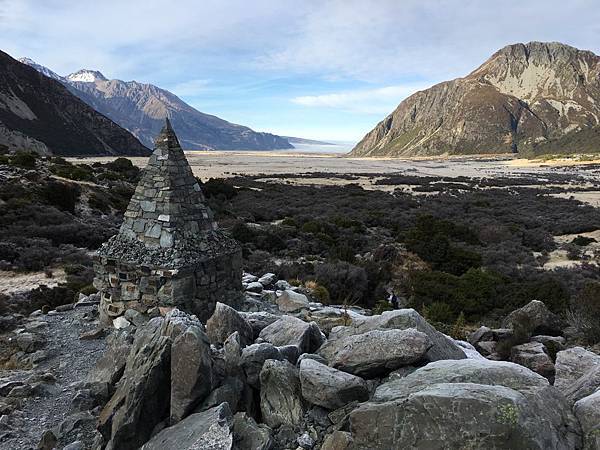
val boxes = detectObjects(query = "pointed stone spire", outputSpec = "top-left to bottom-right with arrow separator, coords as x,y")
118,119 -> 217,249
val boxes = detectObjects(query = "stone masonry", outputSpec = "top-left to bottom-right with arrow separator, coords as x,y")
93,119 -> 242,323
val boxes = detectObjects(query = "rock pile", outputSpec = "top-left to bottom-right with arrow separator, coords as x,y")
79,283 -> 593,450
4,272 -> 598,450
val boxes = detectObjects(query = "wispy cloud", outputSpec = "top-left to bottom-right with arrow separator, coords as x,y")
169,79 -> 211,97
1,0 -> 599,140
291,83 -> 431,114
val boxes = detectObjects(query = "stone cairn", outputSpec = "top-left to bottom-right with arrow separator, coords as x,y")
93,119 -> 242,324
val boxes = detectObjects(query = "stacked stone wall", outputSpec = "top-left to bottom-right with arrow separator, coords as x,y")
94,248 -> 242,323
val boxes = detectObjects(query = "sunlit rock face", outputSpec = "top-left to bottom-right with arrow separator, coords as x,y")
351,41 -> 600,157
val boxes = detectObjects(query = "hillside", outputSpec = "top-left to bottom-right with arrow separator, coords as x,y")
0,51 -> 149,156
20,61 -> 294,151
351,42 -> 600,157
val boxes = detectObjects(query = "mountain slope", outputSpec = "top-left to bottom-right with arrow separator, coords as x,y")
351,42 -> 600,157
0,51 -> 149,156
21,62 -> 293,151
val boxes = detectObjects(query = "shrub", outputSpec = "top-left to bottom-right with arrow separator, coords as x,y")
202,178 -> 237,199
39,181 -> 80,213
374,299 -> 393,315
50,163 -> 94,181
315,261 -> 368,304
450,312 -> 466,340
572,235 -> 596,246
567,281 -> 600,343
9,150 -> 37,169
423,302 -> 455,323
409,268 -> 502,323
305,281 -> 331,304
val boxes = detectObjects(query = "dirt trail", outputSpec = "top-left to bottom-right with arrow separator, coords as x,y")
0,305 -> 106,450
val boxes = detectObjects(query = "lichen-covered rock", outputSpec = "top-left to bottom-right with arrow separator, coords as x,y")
240,343 -> 284,388
259,316 -> 325,354
206,302 -> 253,347
141,403 -> 233,450
555,347 -> 600,391
232,412 -> 272,450
318,328 -> 431,378
510,342 -> 555,381
350,382 -> 581,450
276,290 -> 310,312
260,359 -> 304,428
350,359 -> 580,449
299,359 -> 369,409
574,390 -> 600,450
170,324 -> 213,423
328,309 -> 465,362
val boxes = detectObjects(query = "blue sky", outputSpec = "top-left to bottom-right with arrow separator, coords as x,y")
1,0 -> 600,141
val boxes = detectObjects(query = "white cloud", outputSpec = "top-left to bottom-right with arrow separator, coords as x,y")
291,83 -> 432,114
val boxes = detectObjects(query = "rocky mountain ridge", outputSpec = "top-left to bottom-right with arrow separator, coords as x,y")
351,42 -> 600,157
20,59 -> 294,151
0,51 -> 149,156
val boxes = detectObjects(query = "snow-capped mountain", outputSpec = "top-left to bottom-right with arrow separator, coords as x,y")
17,57 -> 64,81
3,52 -> 149,156
66,69 -> 108,83
19,58 -> 293,150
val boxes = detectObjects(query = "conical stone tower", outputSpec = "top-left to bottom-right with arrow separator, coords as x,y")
94,120 -> 242,323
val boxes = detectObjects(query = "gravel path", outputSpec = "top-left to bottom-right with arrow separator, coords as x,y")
0,305 -> 106,450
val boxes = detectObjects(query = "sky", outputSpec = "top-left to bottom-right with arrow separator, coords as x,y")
0,1 -> 599,142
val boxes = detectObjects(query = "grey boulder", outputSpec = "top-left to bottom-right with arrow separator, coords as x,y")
276,290 -> 309,312
318,328 -> 431,378
239,311 -> 280,339
299,358 -> 369,409
502,300 -> 564,336
232,412 -> 272,450
328,309 -> 465,362
510,341 -> 555,381
141,402 -> 233,450
574,390 -> 600,450
351,382 -> 580,450
98,317 -> 172,450
554,346 -> 600,391
259,315 -> 325,354
351,359 -> 580,450
170,324 -> 213,423
259,359 -> 304,428
241,343 -> 284,388
206,302 -> 254,347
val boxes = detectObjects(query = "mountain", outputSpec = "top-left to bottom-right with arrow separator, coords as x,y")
283,136 -> 334,145
351,42 -> 600,157
66,69 -> 108,83
0,51 -> 149,156
21,61 -> 293,151
17,57 -> 64,81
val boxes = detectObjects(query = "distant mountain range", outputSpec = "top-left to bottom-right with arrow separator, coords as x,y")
20,59 -> 293,151
283,136 -> 334,146
0,51 -> 149,156
351,42 -> 600,157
